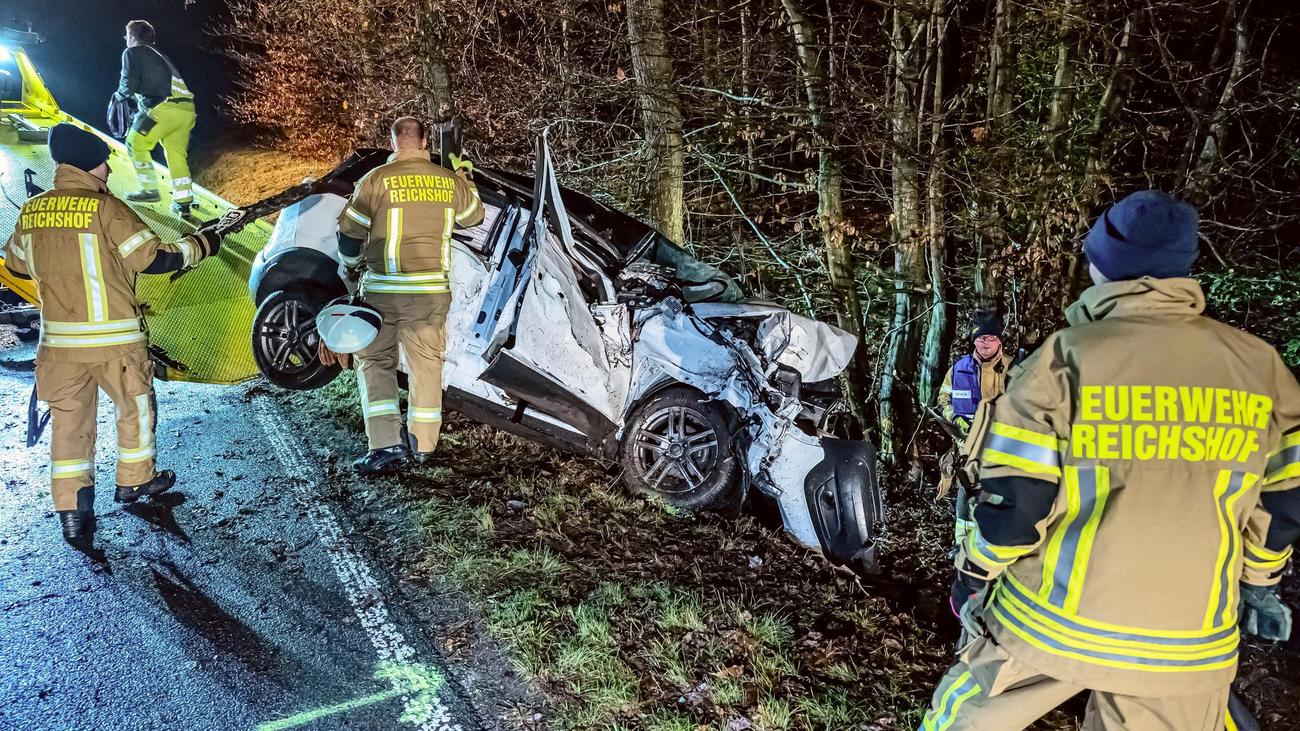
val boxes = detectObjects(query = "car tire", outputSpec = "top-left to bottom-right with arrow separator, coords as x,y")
252,287 -> 340,391
620,386 -> 740,512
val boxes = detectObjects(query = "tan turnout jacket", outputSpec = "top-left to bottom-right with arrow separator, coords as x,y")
960,278 -> 1300,697
3,165 -> 213,362
939,351 -> 1014,425
336,149 -> 483,295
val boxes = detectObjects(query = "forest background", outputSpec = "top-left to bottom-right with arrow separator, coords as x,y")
224,0 -> 1300,457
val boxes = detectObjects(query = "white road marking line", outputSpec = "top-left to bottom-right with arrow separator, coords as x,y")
253,398 -> 461,731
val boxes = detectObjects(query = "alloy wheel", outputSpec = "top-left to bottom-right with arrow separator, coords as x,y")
257,298 -> 318,375
632,405 -> 720,494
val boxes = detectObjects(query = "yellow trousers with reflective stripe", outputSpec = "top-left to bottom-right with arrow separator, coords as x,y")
126,100 -> 196,202
35,347 -> 156,511
920,638 -> 1230,731
355,292 -> 449,452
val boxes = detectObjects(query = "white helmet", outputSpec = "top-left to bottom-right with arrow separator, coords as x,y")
316,295 -> 383,354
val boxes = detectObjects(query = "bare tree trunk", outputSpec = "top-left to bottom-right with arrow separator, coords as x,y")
1084,13 -> 1137,182
1187,2 -> 1251,204
919,0 -> 953,407
1021,0 -> 1080,316
626,0 -> 685,242
1044,0 -> 1079,163
781,0 -> 870,417
418,0 -> 455,122
1176,0 -> 1236,183
973,0 -> 1018,310
1068,11 -> 1137,306
878,0 -> 928,458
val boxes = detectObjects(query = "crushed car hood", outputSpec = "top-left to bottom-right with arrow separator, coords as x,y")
690,303 -> 858,382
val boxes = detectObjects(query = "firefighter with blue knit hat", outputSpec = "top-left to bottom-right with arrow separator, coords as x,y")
919,189 -> 1300,730
2,124 -> 223,541
939,310 -> 1013,435
937,309 -> 1015,550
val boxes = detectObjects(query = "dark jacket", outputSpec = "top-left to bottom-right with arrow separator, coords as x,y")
116,45 -> 191,108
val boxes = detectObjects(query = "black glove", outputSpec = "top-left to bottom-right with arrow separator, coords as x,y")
192,224 -> 223,259
112,90 -> 127,103
950,571 -> 989,615
950,571 -> 991,639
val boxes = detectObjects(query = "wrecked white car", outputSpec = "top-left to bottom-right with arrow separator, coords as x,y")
246,138 -> 884,571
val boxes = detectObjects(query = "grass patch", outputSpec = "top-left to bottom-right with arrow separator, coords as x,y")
291,380 -> 999,730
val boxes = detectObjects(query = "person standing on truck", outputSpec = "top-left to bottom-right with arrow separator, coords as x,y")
921,189 -> 1300,730
2,124 -> 223,541
336,117 -> 484,476
112,19 -> 197,217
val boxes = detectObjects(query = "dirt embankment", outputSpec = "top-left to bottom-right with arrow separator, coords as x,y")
191,139 -> 335,206
287,372 -> 1085,730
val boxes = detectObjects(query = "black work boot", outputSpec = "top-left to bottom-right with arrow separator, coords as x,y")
126,190 -> 162,203
58,510 -> 95,541
171,201 -> 192,218
58,486 -> 96,541
352,445 -> 411,476
403,429 -> 436,465
115,470 -> 176,503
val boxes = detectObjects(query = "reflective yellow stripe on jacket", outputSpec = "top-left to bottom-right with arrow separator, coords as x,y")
455,189 -> 481,224
1265,431 -> 1300,485
43,233 -> 144,347
344,205 -> 372,230
982,422 -> 1063,477
361,271 -> 450,295
990,573 -> 1240,673
1038,466 -> 1112,614
41,318 -> 145,348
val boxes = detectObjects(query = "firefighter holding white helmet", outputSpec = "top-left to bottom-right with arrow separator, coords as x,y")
334,117 -> 483,475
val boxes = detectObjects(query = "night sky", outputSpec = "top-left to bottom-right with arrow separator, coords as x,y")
3,0 -> 236,143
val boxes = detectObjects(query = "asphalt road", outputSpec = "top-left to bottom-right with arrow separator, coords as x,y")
0,336 -> 481,731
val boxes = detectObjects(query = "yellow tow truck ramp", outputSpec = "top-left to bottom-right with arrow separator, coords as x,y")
0,43 -> 271,385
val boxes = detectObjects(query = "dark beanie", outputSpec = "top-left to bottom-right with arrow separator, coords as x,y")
1083,190 -> 1199,281
971,309 -> 1003,340
48,124 -> 111,172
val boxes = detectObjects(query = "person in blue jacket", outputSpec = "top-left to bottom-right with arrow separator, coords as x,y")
938,311 -> 1012,434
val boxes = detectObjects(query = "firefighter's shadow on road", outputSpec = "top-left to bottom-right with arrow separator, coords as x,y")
148,559 -> 278,675
124,492 -> 191,544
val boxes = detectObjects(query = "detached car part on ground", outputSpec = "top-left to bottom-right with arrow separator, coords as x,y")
247,136 -> 884,572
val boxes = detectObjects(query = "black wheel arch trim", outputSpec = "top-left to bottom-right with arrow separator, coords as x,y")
252,247 -> 347,306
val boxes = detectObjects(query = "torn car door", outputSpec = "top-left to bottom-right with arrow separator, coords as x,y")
477,134 -> 630,446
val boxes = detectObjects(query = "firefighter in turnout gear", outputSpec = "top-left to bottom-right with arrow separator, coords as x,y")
937,311 -> 1016,570
114,19 -> 197,217
2,124 -> 223,541
921,190 -> 1300,731
336,117 -> 484,476
938,310 -> 1013,434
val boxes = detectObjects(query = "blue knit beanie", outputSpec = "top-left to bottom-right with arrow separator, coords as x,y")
1083,190 -> 1200,281
48,124 -> 111,172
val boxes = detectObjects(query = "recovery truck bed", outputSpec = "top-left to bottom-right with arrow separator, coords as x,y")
0,45 -> 273,384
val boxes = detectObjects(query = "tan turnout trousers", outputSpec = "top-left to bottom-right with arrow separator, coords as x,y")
355,292 -> 450,452
36,346 -> 157,511
922,637 -> 1229,731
